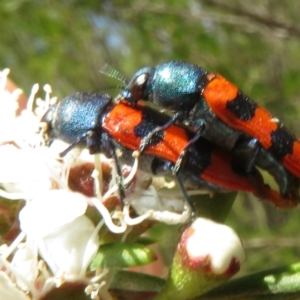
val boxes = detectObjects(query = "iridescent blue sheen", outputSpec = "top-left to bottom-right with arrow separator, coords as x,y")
122,61 -> 207,111
144,61 -> 206,110
42,92 -> 112,145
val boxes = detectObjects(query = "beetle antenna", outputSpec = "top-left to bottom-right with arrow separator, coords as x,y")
99,85 -> 126,92
99,64 -> 128,85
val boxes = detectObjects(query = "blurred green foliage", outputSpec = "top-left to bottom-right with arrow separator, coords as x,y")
1,0 -> 300,276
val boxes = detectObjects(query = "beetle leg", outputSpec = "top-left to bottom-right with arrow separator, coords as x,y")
176,176 -> 196,220
139,112 -> 183,153
232,138 -> 260,173
232,138 -> 297,196
59,132 -> 91,157
102,133 -> 126,206
173,122 -> 205,175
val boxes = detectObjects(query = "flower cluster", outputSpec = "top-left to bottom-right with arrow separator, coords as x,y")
0,69 -> 245,300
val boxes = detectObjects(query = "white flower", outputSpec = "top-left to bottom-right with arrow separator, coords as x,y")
19,190 -> 99,279
0,190 -> 100,299
0,71 -> 101,299
126,170 -> 191,224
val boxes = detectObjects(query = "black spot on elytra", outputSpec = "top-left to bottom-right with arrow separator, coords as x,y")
186,138 -> 213,174
269,126 -> 295,160
133,107 -> 165,145
226,92 -> 257,121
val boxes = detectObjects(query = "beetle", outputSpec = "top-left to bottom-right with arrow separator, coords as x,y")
119,60 -> 300,197
41,92 -> 299,213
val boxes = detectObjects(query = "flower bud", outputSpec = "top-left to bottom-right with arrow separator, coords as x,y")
156,218 -> 245,300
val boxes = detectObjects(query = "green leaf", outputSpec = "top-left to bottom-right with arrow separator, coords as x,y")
193,192 -> 237,223
90,242 -> 157,270
198,263 -> 300,299
135,236 -> 157,245
110,270 -> 165,292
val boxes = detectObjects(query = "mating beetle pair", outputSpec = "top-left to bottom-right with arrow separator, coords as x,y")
41,90 -> 299,214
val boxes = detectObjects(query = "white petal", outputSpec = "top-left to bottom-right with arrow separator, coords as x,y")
0,272 -> 28,300
11,244 -> 38,291
19,190 -> 88,237
37,215 -> 99,277
0,146 -> 52,194
128,171 -> 185,213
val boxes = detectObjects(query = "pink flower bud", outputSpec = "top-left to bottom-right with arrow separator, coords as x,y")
157,218 -> 245,300
178,218 -> 245,276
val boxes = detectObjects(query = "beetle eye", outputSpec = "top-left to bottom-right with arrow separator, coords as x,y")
135,74 -> 147,86
126,73 -> 149,101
